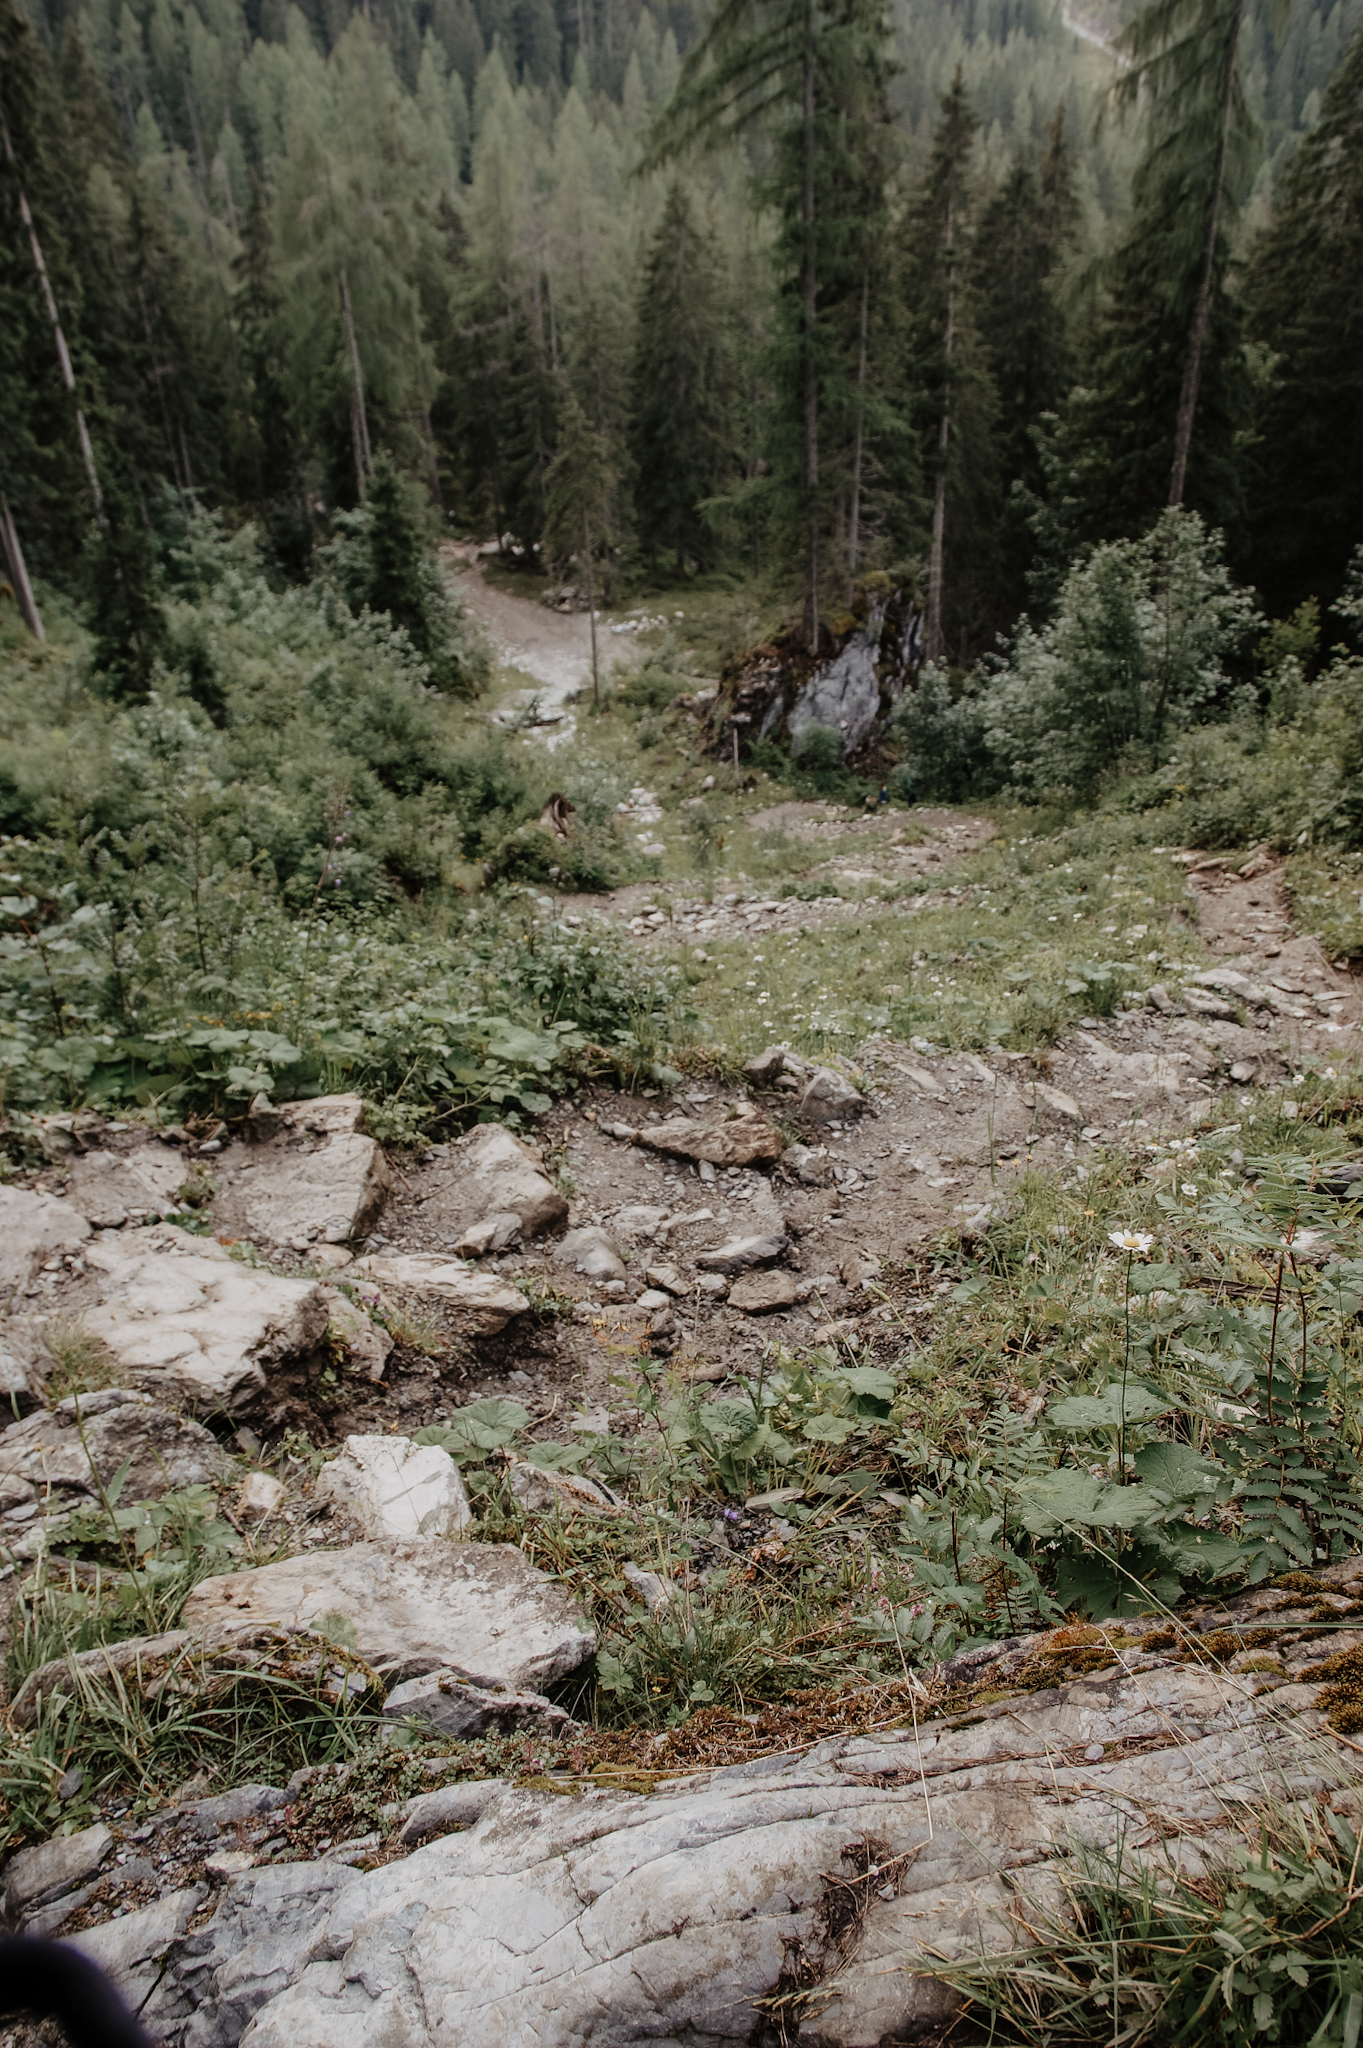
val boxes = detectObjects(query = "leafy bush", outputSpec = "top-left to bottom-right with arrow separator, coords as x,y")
980,509 -> 1260,798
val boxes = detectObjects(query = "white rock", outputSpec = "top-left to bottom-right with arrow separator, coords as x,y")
182,1655 -> 1358,2048
610,1203 -> 668,1242
213,1095 -> 392,1248
396,1779 -> 509,1847
78,1234 -> 328,1415
347,1255 -> 528,1334
0,1315 -> 57,1407
553,1226 -> 628,1284
180,1539 -> 595,1690
315,1434 -> 472,1540
445,1124 -> 567,1238
65,1144 -> 187,1229
0,1186 -> 90,1292
240,1470 -> 285,1513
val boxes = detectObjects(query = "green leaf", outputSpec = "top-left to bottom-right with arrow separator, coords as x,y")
415,1398 -> 529,1458
1018,1470 -> 1167,1534
1047,1383 -> 1176,1430
802,1414 -> 859,1445
837,1365 -> 898,1401
1132,1440 -> 1222,1501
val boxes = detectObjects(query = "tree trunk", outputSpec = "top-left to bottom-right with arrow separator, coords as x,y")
339,266 -> 372,496
420,407 -> 443,505
801,0 -> 819,655
583,508 -> 600,710
847,263 -> 870,594
1168,0 -> 1243,509
925,194 -> 956,665
0,493 -> 45,640
0,102 -> 104,516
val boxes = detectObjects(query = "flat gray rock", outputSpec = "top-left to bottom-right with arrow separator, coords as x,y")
77,1230 -> 329,1415
212,1095 -> 392,1251
0,1389 -> 230,1508
346,1254 -> 529,1334
553,1226 -> 627,1284
195,1653 -> 1345,2048
3,1821 -> 113,1918
729,1268 -> 800,1313
382,1671 -> 571,1739
696,1232 -> 787,1276
66,1144 -> 187,1228
0,1185 -> 90,1292
180,1539 -> 596,1691
799,1065 -> 862,1121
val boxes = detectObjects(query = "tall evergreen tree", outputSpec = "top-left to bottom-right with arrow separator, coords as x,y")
647,0 -> 896,649
543,390 -> 619,705
972,108 -> 1077,636
629,180 -> 732,573
902,70 -> 998,664
1243,22 -> 1363,617
1114,0 -> 1253,508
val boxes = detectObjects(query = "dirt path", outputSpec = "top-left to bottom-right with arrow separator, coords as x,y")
443,542 -> 598,744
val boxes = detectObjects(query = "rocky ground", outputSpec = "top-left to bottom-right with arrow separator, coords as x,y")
3,564 -> 1361,2042
1,810 -> 1361,2042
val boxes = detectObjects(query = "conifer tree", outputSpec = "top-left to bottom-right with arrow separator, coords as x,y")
972,109 -> 1077,636
87,489 -> 166,696
629,180 -> 732,573
647,0 -> 895,650
1113,0 -> 1252,509
1243,22 -> 1363,616
543,391 -> 618,705
903,70 -> 998,663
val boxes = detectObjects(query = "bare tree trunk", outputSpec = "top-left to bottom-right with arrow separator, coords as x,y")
0,492 -> 45,640
583,509 -> 600,709
0,102 -> 103,516
420,407 -> 443,505
801,0 -> 819,655
847,264 -> 870,594
1168,0 -> 1243,509
925,194 -> 956,665
339,266 -> 372,496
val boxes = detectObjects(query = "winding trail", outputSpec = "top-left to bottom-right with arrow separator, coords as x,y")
442,542 -> 595,743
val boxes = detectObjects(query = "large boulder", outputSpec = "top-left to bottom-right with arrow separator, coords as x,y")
0,1388 -> 230,1507
155,1643 -> 1348,2048
179,1539 -> 596,1690
0,1186 -> 90,1293
77,1231 -> 328,1415
211,1096 -> 392,1252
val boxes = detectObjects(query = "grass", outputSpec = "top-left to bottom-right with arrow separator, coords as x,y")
940,1790 -> 1363,2045
679,813 -> 1205,1061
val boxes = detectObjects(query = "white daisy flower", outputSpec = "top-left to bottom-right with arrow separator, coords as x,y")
1108,1229 -> 1155,1254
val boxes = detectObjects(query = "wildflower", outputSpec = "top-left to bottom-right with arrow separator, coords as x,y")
1108,1229 -> 1154,1254
1181,1182 -> 1197,1195
723,1507 -> 742,1522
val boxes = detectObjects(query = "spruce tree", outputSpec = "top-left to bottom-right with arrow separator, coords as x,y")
543,392 -> 619,705
972,109 -> 1078,637
1114,0 -> 1253,508
87,490 -> 167,696
647,0 -> 896,650
902,70 -> 998,664
629,180 -> 732,574
1243,22 -> 1363,616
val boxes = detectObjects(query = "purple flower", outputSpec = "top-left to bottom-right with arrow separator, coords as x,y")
723,1508 -> 741,1523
